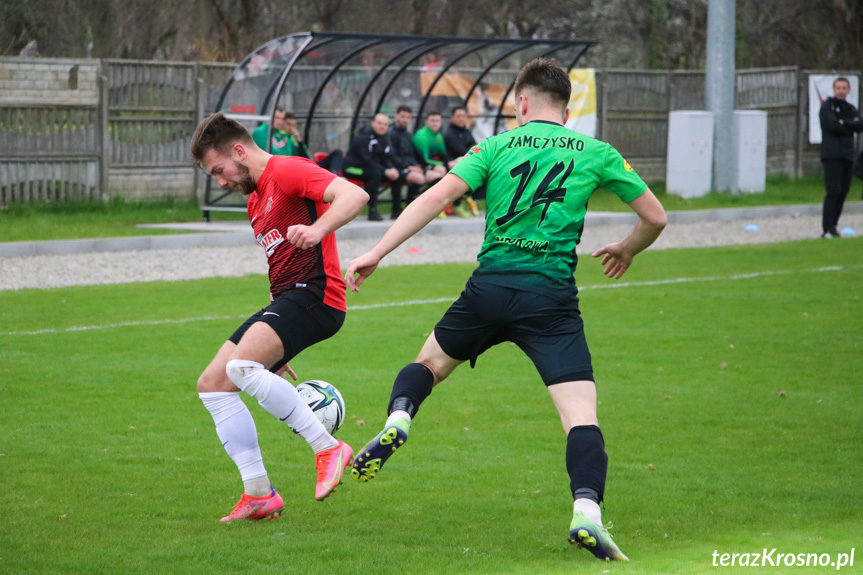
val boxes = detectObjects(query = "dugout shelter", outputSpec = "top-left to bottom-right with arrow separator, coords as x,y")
204,31 -> 595,218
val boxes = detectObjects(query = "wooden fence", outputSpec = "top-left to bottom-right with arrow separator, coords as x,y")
0,59 -> 233,205
596,66 -> 810,180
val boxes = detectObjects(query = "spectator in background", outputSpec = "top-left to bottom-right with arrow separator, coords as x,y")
343,113 -> 400,221
444,105 -> 482,215
387,105 -> 430,218
253,109 -> 342,173
413,112 -> 465,218
443,106 -> 476,158
819,77 -> 863,238
253,109 -> 309,158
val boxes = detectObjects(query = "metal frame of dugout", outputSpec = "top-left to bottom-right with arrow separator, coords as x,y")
203,31 -> 595,220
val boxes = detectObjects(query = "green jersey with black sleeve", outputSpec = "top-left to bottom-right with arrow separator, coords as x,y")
450,120 -> 647,302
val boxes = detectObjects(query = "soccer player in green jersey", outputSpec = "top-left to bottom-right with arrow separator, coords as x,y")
345,58 -> 666,562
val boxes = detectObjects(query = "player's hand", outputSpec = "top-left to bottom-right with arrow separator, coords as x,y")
286,224 -> 325,250
385,168 -> 399,181
275,363 -> 298,381
592,242 -> 634,279
345,251 -> 382,292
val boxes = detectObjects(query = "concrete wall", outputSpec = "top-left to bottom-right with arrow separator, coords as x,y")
0,58 -> 100,106
107,167 -> 196,201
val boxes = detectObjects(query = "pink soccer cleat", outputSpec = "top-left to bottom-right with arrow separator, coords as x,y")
220,489 -> 284,522
314,440 -> 353,500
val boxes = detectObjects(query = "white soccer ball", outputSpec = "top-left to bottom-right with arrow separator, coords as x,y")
296,380 -> 345,435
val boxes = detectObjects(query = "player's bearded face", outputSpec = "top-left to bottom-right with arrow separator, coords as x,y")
232,161 -> 256,195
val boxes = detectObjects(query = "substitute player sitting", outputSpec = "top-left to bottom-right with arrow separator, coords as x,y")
191,112 -> 367,522
345,58 -> 666,561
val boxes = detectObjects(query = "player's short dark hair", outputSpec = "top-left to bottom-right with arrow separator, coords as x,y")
514,58 -> 571,109
396,105 -> 413,114
282,111 -> 296,120
834,76 -> 851,87
190,112 -> 253,166
451,105 -> 467,116
426,111 -> 442,118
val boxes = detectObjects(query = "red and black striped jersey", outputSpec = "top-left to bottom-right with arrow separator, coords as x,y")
247,156 -> 346,311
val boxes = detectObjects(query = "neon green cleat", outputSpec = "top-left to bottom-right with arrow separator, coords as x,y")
351,417 -> 410,482
465,197 -> 479,216
568,511 -> 629,561
451,203 -> 471,218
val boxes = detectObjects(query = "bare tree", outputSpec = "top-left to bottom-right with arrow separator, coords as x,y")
1,0 -> 860,72
828,0 -> 863,69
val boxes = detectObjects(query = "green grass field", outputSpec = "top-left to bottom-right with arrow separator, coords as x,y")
1,238 -> 861,574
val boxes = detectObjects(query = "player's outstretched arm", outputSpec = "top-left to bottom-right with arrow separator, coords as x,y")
286,178 -> 369,250
592,188 -> 666,279
345,173 -> 469,291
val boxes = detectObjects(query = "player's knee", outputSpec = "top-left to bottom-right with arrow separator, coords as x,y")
198,365 -> 229,393
197,371 -> 213,393
225,359 -> 265,394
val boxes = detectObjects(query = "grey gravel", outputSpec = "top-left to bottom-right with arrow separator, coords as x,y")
0,213 -> 860,292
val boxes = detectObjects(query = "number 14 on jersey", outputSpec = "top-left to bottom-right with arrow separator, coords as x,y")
496,159 -> 575,227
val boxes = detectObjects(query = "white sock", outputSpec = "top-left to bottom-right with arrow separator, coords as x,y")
386,410 -> 412,427
309,433 -> 339,454
226,360 -> 337,453
573,498 -> 603,526
243,475 -> 273,497
199,392 -> 268,490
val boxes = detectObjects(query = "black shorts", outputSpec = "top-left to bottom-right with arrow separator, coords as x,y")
229,289 -> 345,372
434,279 -> 594,386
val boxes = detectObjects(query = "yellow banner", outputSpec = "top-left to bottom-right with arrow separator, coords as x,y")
565,69 -> 597,137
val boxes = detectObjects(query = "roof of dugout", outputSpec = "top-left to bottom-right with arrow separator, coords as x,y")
206,31 -> 595,212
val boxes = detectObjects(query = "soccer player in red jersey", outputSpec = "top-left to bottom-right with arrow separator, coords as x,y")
191,112 -> 368,521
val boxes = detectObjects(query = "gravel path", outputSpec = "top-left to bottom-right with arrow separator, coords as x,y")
0,213 -> 860,292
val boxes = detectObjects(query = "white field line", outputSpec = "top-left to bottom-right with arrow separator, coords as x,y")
1,265 -> 858,337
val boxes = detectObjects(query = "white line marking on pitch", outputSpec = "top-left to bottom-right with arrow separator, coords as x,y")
1,265 -> 859,337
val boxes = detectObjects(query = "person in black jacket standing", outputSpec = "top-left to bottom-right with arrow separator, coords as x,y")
344,114 -> 400,221
819,77 -> 863,238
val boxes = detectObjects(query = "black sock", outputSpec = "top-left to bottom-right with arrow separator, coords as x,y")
387,363 -> 434,418
566,425 -> 608,503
